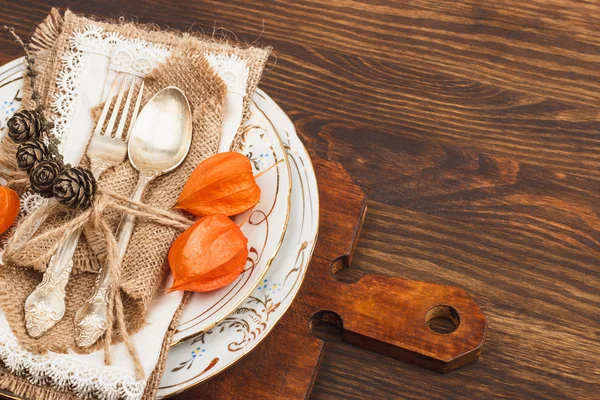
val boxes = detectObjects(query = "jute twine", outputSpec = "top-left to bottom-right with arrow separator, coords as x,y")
0,7 -> 270,395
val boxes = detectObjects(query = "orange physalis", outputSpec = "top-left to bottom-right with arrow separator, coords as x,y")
176,152 -> 260,217
168,214 -> 249,293
0,186 -> 19,235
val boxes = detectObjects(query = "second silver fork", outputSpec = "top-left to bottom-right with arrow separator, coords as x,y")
24,75 -> 145,338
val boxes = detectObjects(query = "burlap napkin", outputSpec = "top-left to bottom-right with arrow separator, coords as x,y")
0,8 -> 271,399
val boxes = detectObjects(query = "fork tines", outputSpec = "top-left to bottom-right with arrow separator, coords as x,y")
94,75 -> 145,141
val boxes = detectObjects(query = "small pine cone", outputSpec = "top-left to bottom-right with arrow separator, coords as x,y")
53,167 -> 97,210
7,110 -> 44,143
16,140 -> 48,171
30,160 -> 62,198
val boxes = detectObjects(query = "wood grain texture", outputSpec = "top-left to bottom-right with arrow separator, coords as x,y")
0,1 -> 598,399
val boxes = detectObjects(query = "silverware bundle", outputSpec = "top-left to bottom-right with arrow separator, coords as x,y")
24,75 -> 193,348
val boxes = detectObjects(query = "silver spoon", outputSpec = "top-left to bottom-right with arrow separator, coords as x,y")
74,87 -> 193,347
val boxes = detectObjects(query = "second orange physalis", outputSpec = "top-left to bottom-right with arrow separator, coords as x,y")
168,214 -> 248,293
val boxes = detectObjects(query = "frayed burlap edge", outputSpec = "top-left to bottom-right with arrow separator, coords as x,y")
0,367 -> 77,400
142,291 -> 190,400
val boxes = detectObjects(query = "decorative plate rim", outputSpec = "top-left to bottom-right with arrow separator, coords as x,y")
157,88 -> 319,397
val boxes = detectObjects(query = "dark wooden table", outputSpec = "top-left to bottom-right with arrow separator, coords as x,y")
1,1 -> 599,399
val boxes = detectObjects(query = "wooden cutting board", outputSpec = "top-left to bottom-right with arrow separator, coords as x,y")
0,156 -> 487,400
179,156 -> 487,399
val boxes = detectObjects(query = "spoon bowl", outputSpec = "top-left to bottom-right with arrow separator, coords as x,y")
128,86 -> 193,174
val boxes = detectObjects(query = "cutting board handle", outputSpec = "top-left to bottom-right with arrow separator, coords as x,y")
322,274 -> 488,373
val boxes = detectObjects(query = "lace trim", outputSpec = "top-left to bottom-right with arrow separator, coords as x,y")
72,25 -> 170,78
110,38 -> 170,77
71,26 -> 121,57
20,191 -> 48,216
0,328 -> 146,400
49,44 -> 86,153
205,53 -> 249,95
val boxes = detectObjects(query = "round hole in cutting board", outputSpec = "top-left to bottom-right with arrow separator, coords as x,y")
425,305 -> 460,334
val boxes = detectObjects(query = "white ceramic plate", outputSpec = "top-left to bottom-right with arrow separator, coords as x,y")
156,88 -> 319,397
0,58 -> 23,132
0,58 -> 292,342
0,59 -> 319,398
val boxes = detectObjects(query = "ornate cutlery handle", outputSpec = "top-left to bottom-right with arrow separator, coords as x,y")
74,171 -> 156,347
24,226 -> 82,337
24,165 -> 106,338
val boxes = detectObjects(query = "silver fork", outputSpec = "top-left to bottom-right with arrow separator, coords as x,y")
24,75 -> 145,338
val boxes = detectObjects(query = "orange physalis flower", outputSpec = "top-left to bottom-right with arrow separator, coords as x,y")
176,152 -> 261,217
168,214 -> 248,293
0,186 -> 19,235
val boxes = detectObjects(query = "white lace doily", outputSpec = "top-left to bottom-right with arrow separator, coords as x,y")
110,38 -> 170,77
20,191 -> 48,216
50,45 -> 86,154
0,327 -> 145,400
72,26 -> 170,77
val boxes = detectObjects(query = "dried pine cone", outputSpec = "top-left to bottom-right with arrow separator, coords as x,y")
53,167 -> 97,210
30,160 -> 62,198
16,140 -> 48,171
7,110 -> 43,143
